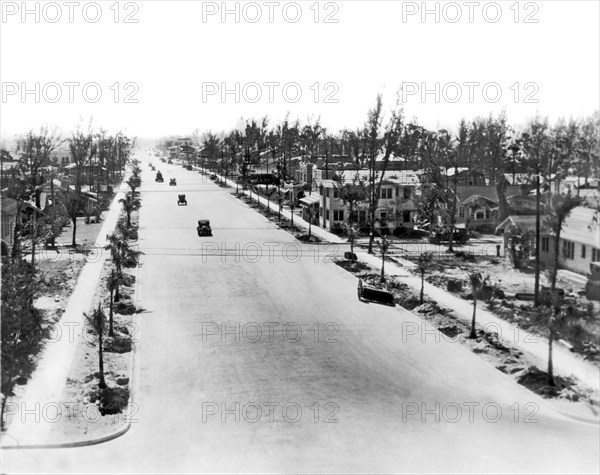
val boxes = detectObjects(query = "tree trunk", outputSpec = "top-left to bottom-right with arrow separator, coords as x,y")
109,288 -> 115,337
380,252 -> 385,283
71,217 -> 77,247
98,315 -> 106,389
420,272 -> 425,304
469,298 -> 477,338
534,174 -> 541,306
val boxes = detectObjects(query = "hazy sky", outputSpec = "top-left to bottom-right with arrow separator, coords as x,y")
1,0 -> 599,142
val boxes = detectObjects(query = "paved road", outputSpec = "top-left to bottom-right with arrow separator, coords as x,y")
3,152 -> 599,474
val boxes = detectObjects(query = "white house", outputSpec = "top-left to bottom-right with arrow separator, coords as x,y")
540,206 -> 600,276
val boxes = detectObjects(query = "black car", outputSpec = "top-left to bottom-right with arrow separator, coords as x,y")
197,219 -> 212,237
429,228 -> 468,245
155,172 -> 164,182
169,178 -> 177,186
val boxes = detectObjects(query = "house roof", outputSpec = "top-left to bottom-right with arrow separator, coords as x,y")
456,185 -> 523,204
552,206 -> 600,247
299,195 -> 320,206
496,215 -> 550,235
337,169 -> 418,185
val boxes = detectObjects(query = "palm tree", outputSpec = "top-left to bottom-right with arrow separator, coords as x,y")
126,175 -> 141,196
86,303 -> 107,389
107,268 -> 124,337
468,271 -> 488,339
376,234 -> 390,283
119,193 -> 141,227
417,252 -> 434,304
105,233 -> 127,301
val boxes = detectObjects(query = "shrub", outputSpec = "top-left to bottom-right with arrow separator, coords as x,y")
90,386 -> 130,415
114,301 -> 136,315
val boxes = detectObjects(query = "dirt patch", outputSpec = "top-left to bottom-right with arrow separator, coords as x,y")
404,253 -> 600,366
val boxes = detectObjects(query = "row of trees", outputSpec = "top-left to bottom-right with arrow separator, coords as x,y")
91,159 -> 143,389
171,109 -> 599,192
2,124 -> 136,262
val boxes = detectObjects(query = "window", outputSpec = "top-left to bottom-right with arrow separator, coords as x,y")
358,210 -> 367,223
581,245 -> 586,259
380,211 -> 388,221
592,248 -> 599,261
403,187 -> 411,199
541,236 -> 549,252
403,210 -> 411,223
333,188 -> 339,198
381,188 -> 392,199
475,210 -> 485,220
459,207 -> 465,218
333,210 -> 344,221
485,208 -> 490,220
563,240 -> 575,260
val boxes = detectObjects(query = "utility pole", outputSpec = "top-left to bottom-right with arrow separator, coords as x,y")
534,169 -> 541,306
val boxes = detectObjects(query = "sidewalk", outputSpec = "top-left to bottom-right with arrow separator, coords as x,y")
3,180 -> 129,447
215,170 -> 599,393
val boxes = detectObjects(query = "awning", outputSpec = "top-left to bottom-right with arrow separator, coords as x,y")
299,195 -> 320,206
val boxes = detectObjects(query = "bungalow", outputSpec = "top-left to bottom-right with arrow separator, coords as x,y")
495,215 -> 549,255
539,206 -> 600,277
455,185 -> 523,230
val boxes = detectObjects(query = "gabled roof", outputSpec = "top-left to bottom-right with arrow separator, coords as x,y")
550,206 -> 600,247
456,185 -> 523,204
496,215 -> 550,235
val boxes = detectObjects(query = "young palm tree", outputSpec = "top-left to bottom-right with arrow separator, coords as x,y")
107,268 -> 124,337
119,193 -> 141,228
468,271 -> 488,339
86,303 -> 107,389
376,235 -> 390,283
417,252 -> 434,304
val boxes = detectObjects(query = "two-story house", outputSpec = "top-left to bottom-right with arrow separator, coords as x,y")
316,170 -> 419,235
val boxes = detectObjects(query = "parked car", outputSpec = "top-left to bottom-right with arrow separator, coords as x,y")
169,178 -> 177,186
155,172 -> 164,182
429,228 -> 468,245
357,279 -> 395,306
210,174 -> 217,180
197,219 -> 212,237
177,194 -> 187,206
